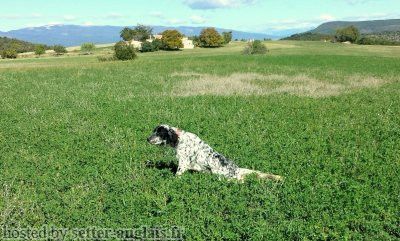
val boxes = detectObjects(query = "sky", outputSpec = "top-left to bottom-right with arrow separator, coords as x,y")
0,0 -> 399,33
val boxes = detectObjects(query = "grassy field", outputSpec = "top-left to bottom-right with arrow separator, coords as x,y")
1,41 -> 399,240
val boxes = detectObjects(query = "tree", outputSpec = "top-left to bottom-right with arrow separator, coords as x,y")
335,25 -> 360,43
114,41 -> 137,60
132,25 -> 153,42
141,41 -> 155,52
242,40 -> 268,55
151,39 -> 163,51
1,49 -> 18,59
81,43 -> 95,55
53,45 -> 67,55
161,30 -> 183,50
199,28 -> 224,47
120,27 -> 134,41
34,44 -> 46,57
222,31 -> 233,44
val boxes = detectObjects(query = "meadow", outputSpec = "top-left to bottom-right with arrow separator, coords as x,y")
0,41 -> 399,240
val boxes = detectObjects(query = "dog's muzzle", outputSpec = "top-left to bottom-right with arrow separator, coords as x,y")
147,135 -> 163,145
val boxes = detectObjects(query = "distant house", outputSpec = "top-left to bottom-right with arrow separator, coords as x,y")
129,35 -> 194,50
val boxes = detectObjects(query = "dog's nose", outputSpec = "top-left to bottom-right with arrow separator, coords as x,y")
147,137 -> 151,143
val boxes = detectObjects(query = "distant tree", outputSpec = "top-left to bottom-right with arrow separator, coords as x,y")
199,28 -> 224,47
53,45 -> 67,55
120,27 -> 134,41
1,49 -> 18,59
34,44 -> 46,57
141,41 -> 155,52
151,39 -> 163,51
189,35 -> 200,47
132,25 -> 153,42
81,43 -> 95,55
161,30 -> 183,50
114,41 -> 137,60
335,25 -> 360,43
222,31 -> 233,44
242,40 -> 268,55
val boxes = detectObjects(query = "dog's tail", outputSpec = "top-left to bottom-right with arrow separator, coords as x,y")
237,168 -> 283,182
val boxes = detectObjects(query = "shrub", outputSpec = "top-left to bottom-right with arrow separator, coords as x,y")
81,43 -> 95,55
161,30 -> 183,50
151,39 -> 163,51
34,44 -> 46,57
97,55 -> 117,62
141,41 -> 155,52
199,28 -> 224,47
242,40 -> 268,55
335,26 -> 360,43
114,41 -> 137,60
53,45 -> 67,55
1,49 -> 18,59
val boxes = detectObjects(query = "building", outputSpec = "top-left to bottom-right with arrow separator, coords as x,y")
130,35 -> 194,50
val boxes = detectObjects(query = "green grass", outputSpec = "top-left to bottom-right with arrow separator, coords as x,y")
1,41 -> 399,240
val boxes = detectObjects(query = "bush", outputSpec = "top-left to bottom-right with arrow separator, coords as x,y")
141,41 -> 155,52
335,26 -> 360,43
34,44 -> 46,57
1,49 -> 18,59
199,28 -> 224,47
242,40 -> 268,55
97,55 -> 117,62
151,39 -> 163,51
53,45 -> 67,55
161,30 -> 183,50
81,43 -> 95,55
114,41 -> 137,60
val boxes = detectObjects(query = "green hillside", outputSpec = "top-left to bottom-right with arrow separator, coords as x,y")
311,19 -> 400,34
0,36 -> 44,53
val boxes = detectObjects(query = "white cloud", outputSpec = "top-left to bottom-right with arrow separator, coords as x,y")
150,11 -> 164,18
105,13 -> 125,19
319,14 -> 335,21
167,18 -> 187,25
83,21 -> 94,26
190,15 -> 207,24
63,15 -> 76,21
184,0 -> 257,9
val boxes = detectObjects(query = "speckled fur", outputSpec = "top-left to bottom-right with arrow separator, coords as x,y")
147,124 -> 283,181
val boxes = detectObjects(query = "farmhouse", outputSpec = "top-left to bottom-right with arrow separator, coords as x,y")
130,35 -> 194,49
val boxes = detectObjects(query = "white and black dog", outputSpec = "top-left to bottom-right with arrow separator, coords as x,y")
147,124 -> 283,181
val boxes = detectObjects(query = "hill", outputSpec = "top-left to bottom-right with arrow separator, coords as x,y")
0,36 -> 44,53
310,19 -> 400,34
0,25 -> 278,47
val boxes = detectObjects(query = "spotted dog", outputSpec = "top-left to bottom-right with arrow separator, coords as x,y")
147,124 -> 283,181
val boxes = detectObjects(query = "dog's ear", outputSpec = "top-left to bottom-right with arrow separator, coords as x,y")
167,129 -> 179,148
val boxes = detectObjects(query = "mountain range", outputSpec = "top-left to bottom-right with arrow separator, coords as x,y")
0,25 -> 281,47
310,19 -> 400,34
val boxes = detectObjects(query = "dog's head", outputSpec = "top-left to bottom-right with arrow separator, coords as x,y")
147,124 -> 179,148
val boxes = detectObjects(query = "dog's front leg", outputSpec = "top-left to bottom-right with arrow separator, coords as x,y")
176,158 -> 189,176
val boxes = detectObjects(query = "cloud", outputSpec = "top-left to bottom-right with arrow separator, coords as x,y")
63,15 -> 76,21
344,0 -> 374,5
0,13 -> 43,20
83,21 -> 94,26
184,0 -> 257,9
319,14 -> 335,21
190,15 -> 207,24
150,11 -> 164,18
104,13 -> 125,19
166,18 -> 188,25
